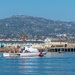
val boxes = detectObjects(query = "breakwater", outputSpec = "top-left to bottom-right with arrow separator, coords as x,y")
0,47 -> 19,52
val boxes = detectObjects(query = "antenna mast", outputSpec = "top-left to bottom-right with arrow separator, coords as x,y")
21,32 -> 25,44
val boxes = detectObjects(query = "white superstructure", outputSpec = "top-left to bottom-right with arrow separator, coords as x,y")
3,44 -> 46,57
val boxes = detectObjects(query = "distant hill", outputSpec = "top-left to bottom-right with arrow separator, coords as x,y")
0,15 -> 75,38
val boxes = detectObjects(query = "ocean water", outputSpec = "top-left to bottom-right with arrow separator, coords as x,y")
0,52 -> 75,75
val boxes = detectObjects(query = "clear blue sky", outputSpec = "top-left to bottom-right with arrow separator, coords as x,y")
0,0 -> 75,21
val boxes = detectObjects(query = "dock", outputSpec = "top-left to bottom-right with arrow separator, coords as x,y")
47,47 -> 75,52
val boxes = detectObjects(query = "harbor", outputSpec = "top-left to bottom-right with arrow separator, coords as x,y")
0,37 -> 75,53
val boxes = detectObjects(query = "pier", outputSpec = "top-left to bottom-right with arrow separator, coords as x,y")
47,47 -> 75,52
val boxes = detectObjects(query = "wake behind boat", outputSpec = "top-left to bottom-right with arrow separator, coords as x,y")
3,44 -> 46,57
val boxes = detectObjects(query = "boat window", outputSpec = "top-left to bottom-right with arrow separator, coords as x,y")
21,47 -> 25,51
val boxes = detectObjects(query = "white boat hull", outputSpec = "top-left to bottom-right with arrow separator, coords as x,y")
3,53 -> 20,57
3,52 -> 46,57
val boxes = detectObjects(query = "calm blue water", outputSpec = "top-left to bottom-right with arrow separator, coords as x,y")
0,52 -> 75,75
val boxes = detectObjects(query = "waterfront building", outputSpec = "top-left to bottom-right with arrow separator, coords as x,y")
0,37 -> 75,52
0,40 -> 44,49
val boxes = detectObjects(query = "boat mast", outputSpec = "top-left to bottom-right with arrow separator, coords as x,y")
21,32 -> 25,44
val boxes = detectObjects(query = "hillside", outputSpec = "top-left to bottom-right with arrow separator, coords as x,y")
0,15 -> 75,39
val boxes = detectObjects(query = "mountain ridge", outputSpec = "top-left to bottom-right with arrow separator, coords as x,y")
0,15 -> 75,39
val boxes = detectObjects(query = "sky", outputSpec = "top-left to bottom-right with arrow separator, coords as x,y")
0,0 -> 75,22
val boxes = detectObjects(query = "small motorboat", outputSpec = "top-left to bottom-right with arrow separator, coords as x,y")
3,44 -> 46,57
58,50 -> 65,53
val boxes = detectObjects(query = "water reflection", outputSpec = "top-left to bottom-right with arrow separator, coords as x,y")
0,52 -> 75,75
17,52 -> 75,75
19,57 -> 51,75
